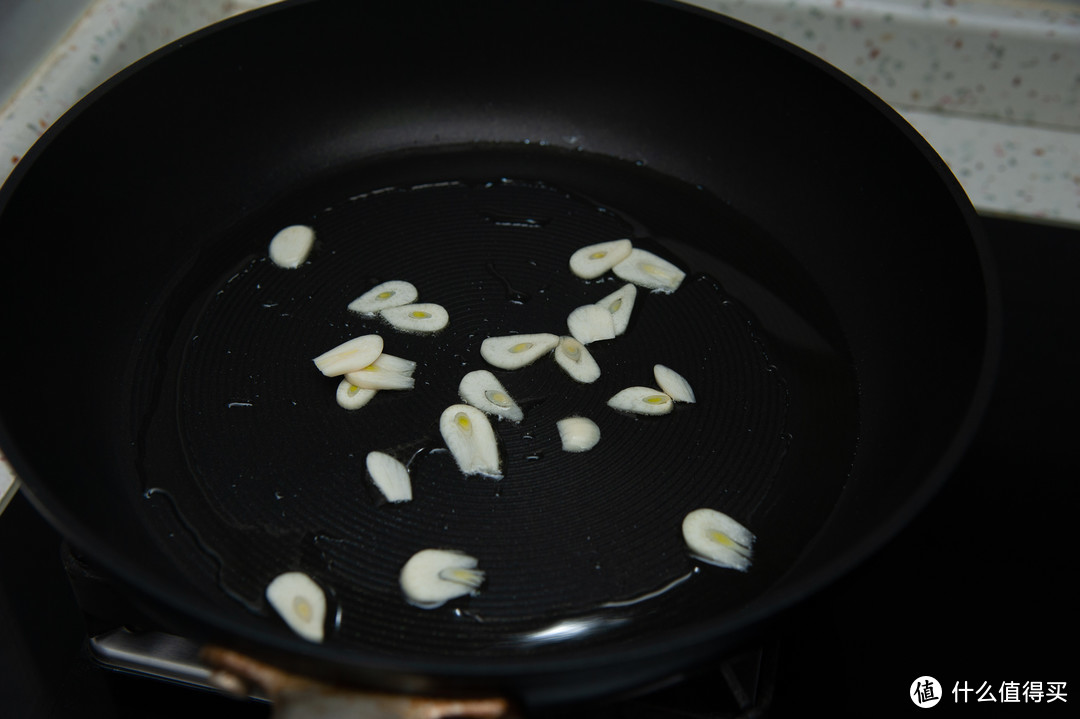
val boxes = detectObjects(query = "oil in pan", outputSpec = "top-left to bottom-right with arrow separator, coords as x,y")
129,147 -> 859,658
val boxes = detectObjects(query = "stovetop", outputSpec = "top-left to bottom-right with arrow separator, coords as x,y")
1,214 -> 1075,718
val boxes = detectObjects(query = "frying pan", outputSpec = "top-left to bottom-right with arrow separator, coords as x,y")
0,0 -> 997,711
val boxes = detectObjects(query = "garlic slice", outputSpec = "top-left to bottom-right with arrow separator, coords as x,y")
612,248 -> 685,293
681,508 -> 755,572
566,304 -> 616,345
439,404 -> 502,478
400,549 -> 484,608
459,370 -> 523,422
607,386 -> 674,415
368,352 -> 417,375
344,353 -> 417,390
312,335 -> 384,376
557,416 -> 601,452
597,283 -> 637,336
268,225 -> 315,269
335,379 -> 378,409
654,364 -> 696,403
380,303 -> 449,334
347,280 -> 418,315
344,364 -> 415,390
569,239 -> 633,279
365,451 -> 412,502
480,333 -> 559,370
554,335 -> 601,384
265,571 -> 327,642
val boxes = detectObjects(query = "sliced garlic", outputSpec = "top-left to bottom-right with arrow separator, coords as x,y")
569,238 -> 633,279
439,404 -> 502,478
268,225 -> 315,269
681,508 -> 755,572
607,386 -> 674,415
368,352 -> 417,375
554,335 -> 601,384
344,364 -> 415,390
347,280 -> 418,315
612,248 -> 685,293
380,303 -> 449,333
335,379 -> 378,409
597,283 -> 637,336
654,364 -> 696,403
400,549 -> 484,609
312,335 -> 384,376
566,304 -> 616,345
365,451 -> 412,502
343,353 -> 417,390
480,333 -> 559,370
458,370 -> 523,423
265,571 -> 326,642
557,416 -> 601,452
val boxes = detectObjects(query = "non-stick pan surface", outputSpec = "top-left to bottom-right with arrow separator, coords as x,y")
0,0 -> 997,707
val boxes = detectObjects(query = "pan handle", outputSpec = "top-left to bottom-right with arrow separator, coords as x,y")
201,646 -> 517,719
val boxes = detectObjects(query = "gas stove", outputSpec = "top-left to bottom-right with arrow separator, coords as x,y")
2,215 -> 1074,717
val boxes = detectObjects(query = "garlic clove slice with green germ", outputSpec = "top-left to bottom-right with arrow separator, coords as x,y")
347,280 -> 418,315
557,416 -> 601,453
566,304 -> 616,345
569,239 -> 633,279
607,386 -> 674,415
439,404 -> 502,478
312,335 -> 384,376
653,364 -> 696,403
399,549 -> 484,608
459,370 -> 524,422
265,571 -> 327,642
681,508 -> 755,572
380,303 -> 449,334
268,225 -> 315,269
365,451 -> 412,503
554,336 -> 601,384
335,379 -> 378,409
480,333 -> 559,370
612,248 -> 685,293
596,283 -> 637,336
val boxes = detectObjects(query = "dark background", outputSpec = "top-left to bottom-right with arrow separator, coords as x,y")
1,214 -> 1075,717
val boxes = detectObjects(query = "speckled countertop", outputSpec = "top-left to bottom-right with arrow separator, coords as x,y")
1,0 -> 1079,508
697,0 -> 1080,223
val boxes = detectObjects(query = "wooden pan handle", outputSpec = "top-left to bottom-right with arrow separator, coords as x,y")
201,646 -> 517,719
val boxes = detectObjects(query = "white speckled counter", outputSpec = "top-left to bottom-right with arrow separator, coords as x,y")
691,0 -> 1080,224
1,0 -> 1078,509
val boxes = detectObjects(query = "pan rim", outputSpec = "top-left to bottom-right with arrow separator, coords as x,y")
0,0 -> 1003,701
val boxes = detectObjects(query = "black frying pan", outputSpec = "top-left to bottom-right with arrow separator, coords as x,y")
0,0 -> 997,710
